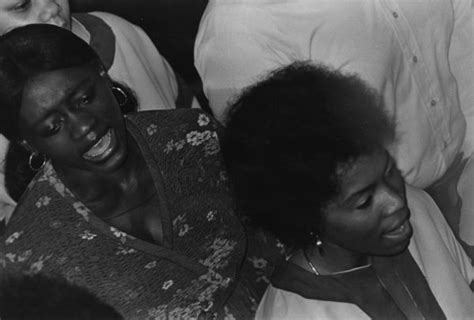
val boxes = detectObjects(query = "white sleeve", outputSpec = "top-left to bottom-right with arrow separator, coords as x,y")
256,285 -> 369,320
0,136 -> 16,224
90,12 -> 180,111
408,185 -> 474,284
195,26 -> 293,122
450,0 -> 474,154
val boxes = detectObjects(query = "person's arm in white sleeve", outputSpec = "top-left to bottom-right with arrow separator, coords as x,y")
126,20 -> 200,110
195,31 -> 291,123
0,136 -> 16,225
414,185 -> 474,284
450,0 -> 474,154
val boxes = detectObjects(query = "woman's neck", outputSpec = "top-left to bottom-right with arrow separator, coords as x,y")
54,133 -> 147,203
292,242 -> 370,276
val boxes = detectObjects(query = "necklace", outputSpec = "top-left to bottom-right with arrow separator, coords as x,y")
303,248 -> 373,276
303,248 -> 320,276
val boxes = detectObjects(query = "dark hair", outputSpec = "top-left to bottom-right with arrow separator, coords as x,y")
222,62 -> 396,248
0,24 -> 136,141
0,273 -> 123,320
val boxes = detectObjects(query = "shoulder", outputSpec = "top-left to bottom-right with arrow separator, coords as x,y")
406,185 -> 449,234
73,11 -> 136,33
196,0 -> 284,55
126,110 -> 225,173
256,285 -> 368,320
126,110 -> 223,157
406,185 -> 438,214
1,166 -> 77,266
85,12 -> 160,56
8,164 -> 75,224
86,11 -> 137,30
406,184 -> 467,267
128,110 -> 220,134
80,11 -> 148,42
256,285 -> 308,319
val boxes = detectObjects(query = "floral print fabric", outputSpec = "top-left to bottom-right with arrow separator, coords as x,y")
1,110 -> 270,319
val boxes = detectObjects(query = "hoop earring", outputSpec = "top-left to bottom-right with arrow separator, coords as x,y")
28,153 -> 46,171
112,86 -> 128,107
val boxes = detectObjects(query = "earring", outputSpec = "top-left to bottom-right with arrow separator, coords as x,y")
28,152 -> 46,171
316,237 -> 324,256
112,86 -> 128,107
310,232 -> 325,256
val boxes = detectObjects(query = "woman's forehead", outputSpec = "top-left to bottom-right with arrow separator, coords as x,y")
19,66 -> 100,120
24,67 -> 95,97
335,149 -> 389,199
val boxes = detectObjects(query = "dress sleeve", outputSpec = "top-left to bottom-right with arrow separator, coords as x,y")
450,0 -> 474,154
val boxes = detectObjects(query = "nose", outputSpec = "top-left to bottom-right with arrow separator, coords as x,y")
380,182 -> 405,215
68,112 -> 96,140
38,0 -> 61,23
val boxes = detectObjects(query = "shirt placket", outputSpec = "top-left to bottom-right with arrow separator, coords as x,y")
379,0 -> 451,149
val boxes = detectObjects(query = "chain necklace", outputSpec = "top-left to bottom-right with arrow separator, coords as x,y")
303,248 -> 320,276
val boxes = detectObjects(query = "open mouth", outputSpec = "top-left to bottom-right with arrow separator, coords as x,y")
383,217 -> 411,240
82,129 -> 116,162
386,220 -> 408,236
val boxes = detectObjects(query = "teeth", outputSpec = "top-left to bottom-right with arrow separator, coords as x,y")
84,130 -> 112,158
388,223 -> 405,235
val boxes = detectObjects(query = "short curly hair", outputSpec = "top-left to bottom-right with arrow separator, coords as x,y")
222,62 -> 396,248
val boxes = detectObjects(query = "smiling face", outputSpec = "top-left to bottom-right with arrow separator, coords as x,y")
0,0 -> 70,35
322,148 -> 412,257
18,65 -> 128,175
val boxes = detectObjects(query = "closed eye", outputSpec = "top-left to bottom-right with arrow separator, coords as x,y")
356,195 -> 372,210
13,0 -> 31,12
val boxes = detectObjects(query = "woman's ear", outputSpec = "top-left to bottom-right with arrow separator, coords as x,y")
18,140 -> 36,154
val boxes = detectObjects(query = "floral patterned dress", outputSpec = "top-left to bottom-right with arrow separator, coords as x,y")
1,110 -> 279,319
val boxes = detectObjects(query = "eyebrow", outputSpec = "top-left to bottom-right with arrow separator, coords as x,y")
31,75 -> 95,126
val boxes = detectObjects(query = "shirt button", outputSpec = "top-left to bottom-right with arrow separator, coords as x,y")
413,56 -> 418,63
392,11 -> 399,18
430,99 -> 437,107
